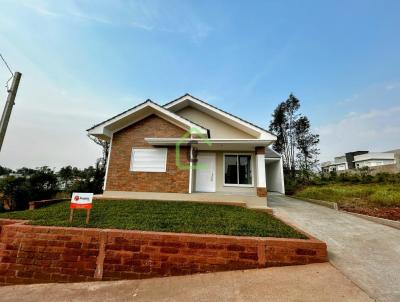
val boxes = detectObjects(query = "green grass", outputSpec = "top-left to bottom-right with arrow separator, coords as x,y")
0,200 -> 306,239
295,184 -> 400,208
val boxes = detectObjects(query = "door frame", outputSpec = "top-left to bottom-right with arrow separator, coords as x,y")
195,152 -> 216,193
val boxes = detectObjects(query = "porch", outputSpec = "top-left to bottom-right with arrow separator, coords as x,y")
98,191 -> 271,213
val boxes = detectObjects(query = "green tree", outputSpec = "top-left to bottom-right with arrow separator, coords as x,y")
269,94 -> 319,182
269,94 -> 300,177
295,116 -> 320,180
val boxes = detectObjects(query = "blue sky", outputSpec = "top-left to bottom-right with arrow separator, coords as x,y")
0,0 -> 399,169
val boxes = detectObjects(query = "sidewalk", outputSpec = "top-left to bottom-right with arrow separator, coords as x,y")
0,263 -> 371,302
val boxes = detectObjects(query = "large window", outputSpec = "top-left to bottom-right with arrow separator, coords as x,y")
224,154 -> 253,186
130,148 -> 168,172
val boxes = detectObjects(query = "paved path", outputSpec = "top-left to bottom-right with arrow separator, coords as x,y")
0,263 -> 371,302
269,194 -> 400,302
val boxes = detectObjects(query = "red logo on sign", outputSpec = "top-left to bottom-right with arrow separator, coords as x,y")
74,195 -> 80,201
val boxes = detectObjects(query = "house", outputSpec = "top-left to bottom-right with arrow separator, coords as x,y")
87,94 -> 285,201
353,152 -> 396,169
321,150 -> 397,172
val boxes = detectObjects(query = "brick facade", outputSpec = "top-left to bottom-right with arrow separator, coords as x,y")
255,146 -> 266,154
0,220 -> 327,285
106,114 -> 190,193
256,187 -> 267,197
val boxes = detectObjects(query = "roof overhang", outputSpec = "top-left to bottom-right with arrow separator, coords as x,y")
164,94 -> 277,141
145,138 -> 273,151
87,100 -> 208,141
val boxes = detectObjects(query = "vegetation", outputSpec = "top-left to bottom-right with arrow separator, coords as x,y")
295,184 -> 400,208
0,162 -> 106,211
0,200 -> 307,239
269,94 -> 320,191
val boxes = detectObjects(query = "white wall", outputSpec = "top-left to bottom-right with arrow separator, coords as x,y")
355,159 -> 395,168
265,158 -> 285,194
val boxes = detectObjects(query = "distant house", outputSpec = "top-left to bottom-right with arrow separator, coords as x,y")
321,150 -> 397,172
87,94 -> 285,198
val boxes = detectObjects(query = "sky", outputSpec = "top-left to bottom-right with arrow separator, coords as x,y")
0,0 -> 399,169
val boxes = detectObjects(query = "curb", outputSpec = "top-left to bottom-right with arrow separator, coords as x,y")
341,210 -> 400,230
288,196 -> 338,210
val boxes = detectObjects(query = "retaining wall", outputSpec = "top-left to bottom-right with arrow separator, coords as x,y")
0,220 -> 327,285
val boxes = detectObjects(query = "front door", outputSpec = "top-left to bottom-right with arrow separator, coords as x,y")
195,153 -> 216,192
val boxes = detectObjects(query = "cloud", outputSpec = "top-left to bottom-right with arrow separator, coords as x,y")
20,1 -> 212,42
317,106 -> 400,162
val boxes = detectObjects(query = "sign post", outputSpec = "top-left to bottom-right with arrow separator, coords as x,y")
70,193 -> 93,224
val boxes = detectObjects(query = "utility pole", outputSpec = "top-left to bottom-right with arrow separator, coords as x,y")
0,72 -> 22,151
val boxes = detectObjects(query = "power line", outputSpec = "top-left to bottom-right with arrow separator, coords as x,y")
0,53 -> 14,91
0,53 -> 13,75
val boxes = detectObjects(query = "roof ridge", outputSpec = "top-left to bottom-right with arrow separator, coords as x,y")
86,98 -> 207,133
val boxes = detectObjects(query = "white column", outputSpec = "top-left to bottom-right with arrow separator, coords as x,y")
188,145 -> 193,194
256,154 -> 266,187
103,135 -> 113,191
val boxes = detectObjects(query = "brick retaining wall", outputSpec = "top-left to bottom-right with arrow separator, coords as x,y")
0,220 -> 327,285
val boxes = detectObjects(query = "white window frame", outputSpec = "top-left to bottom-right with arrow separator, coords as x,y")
223,153 -> 254,187
130,148 -> 168,172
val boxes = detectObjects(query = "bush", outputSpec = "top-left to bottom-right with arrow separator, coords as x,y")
0,167 -> 58,211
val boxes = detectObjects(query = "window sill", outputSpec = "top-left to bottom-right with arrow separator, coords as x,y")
223,184 -> 254,188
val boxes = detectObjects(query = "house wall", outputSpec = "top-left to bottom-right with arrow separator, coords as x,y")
355,159 -> 395,168
265,159 -> 285,194
176,106 -> 256,139
106,115 -> 190,193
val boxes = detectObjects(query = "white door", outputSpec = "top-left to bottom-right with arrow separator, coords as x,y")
195,153 -> 216,192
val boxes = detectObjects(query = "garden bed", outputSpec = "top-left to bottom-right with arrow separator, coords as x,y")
0,199 -> 306,239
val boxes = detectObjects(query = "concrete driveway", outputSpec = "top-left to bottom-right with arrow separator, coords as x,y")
269,194 -> 400,302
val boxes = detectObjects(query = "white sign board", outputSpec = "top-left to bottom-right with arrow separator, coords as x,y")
70,192 -> 93,209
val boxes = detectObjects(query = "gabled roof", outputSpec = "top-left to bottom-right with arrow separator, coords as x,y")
87,99 -> 208,140
164,93 -> 276,140
265,147 -> 281,158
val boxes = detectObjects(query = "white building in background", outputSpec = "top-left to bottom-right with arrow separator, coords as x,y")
321,150 -> 397,172
354,152 -> 396,168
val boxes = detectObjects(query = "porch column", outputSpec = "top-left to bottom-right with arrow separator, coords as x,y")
255,147 -> 267,197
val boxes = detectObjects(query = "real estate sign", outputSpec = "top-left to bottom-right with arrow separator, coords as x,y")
70,193 -> 93,209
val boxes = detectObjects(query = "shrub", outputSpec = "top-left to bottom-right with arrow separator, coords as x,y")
0,167 -> 58,211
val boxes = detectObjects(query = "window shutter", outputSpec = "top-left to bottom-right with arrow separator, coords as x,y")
130,148 -> 168,172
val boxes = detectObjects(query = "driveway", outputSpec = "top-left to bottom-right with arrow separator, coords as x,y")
269,194 -> 400,302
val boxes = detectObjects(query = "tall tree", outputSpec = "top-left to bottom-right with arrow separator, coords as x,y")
269,94 -> 300,177
269,94 -> 319,180
295,116 -> 320,180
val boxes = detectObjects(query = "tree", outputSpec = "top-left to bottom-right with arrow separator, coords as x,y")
269,94 -> 300,177
295,116 -> 320,180
269,94 -> 319,181
88,135 -> 110,170
0,165 -> 13,176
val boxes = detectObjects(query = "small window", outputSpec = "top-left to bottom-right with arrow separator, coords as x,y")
130,148 -> 168,172
224,154 -> 252,186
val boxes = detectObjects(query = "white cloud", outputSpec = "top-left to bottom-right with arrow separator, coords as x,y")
20,1 -> 212,42
317,106 -> 400,162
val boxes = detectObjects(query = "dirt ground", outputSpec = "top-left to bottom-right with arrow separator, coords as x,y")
342,206 -> 400,221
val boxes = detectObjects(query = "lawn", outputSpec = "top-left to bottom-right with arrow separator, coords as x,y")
0,200 -> 306,239
295,184 -> 400,221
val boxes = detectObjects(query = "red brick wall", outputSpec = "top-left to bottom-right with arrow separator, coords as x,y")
0,223 -> 100,285
106,114 -> 190,193
0,221 -> 327,285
